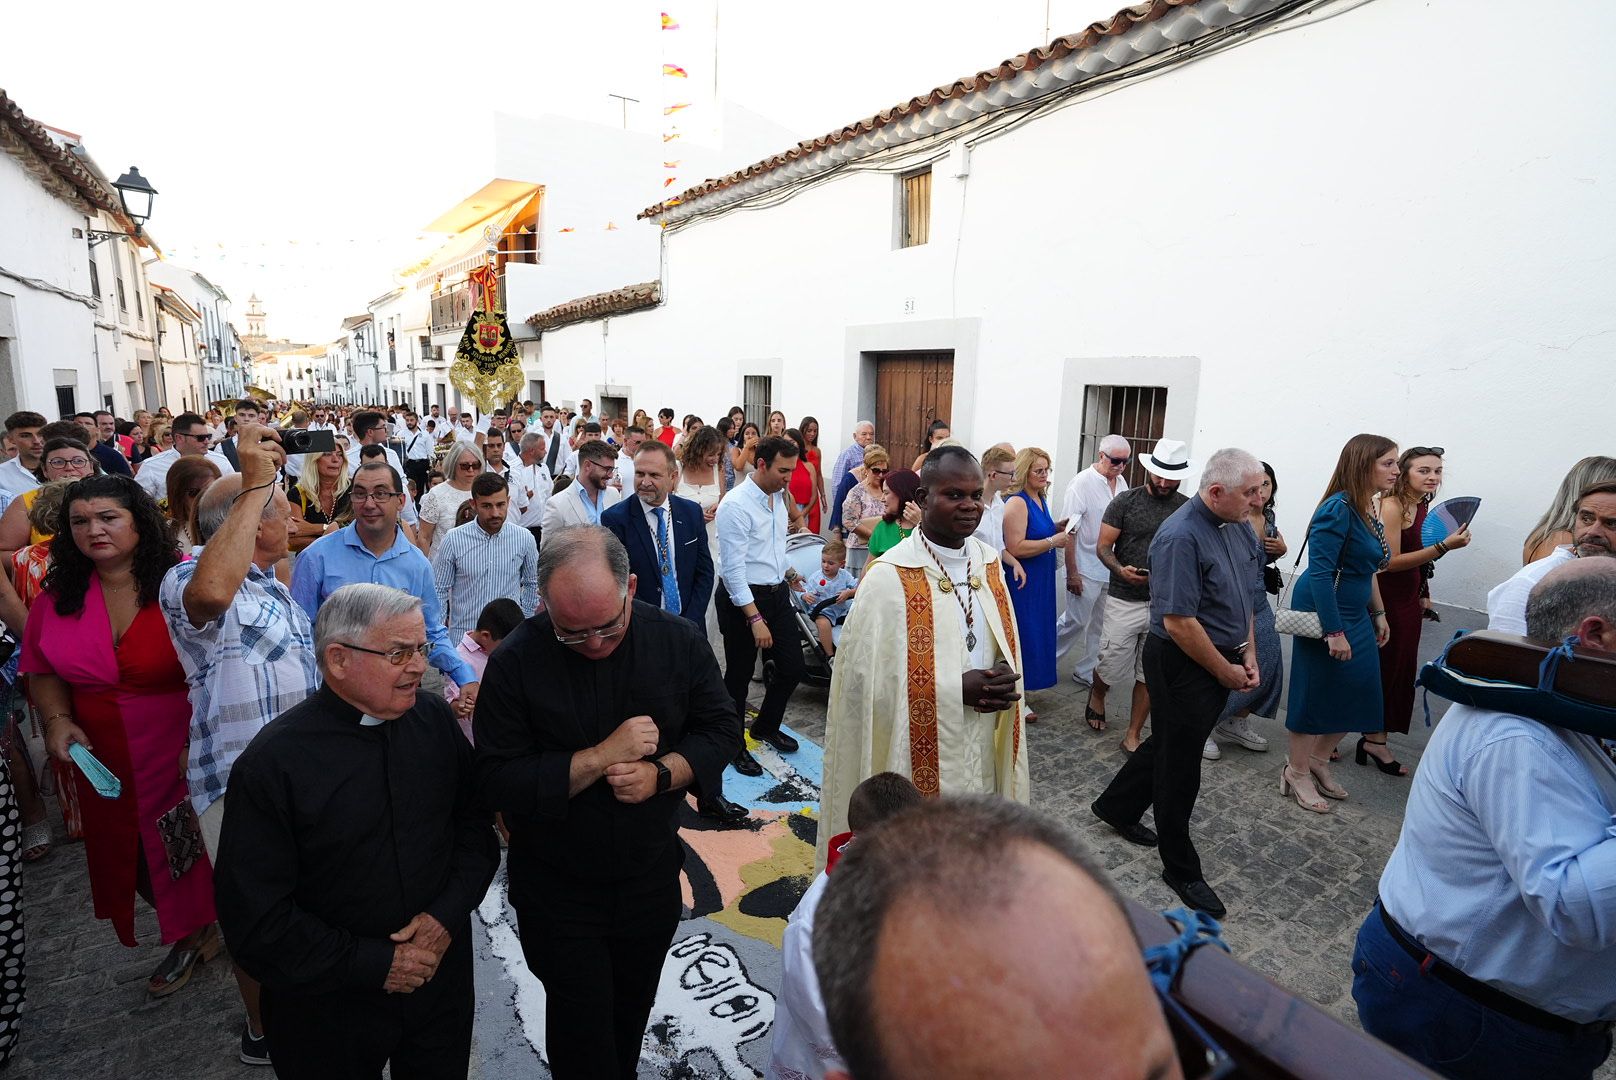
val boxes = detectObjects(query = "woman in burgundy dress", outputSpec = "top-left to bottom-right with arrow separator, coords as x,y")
20,475 -> 219,997
1362,447 -> 1471,774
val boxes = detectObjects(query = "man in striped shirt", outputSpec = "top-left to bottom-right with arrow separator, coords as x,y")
432,472 -> 539,642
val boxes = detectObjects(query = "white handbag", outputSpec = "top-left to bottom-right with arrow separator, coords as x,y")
1273,530 -> 1335,639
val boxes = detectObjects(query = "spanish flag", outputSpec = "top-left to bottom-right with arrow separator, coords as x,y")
662,64 -> 688,78
661,12 -> 679,29
664,103 -> 689,115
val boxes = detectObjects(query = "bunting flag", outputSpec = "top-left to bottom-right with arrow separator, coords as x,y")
658,1 -> 717,225
606,222 -> 620,231
557,227 -> 576,233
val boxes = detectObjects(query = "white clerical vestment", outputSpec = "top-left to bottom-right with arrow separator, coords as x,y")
816,532 -> 1030,871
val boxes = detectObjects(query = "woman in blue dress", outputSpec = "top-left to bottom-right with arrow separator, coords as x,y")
1281,434 -> 1397,813
1002,447 -> 1070,721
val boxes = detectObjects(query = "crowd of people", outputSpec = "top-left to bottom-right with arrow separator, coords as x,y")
0,392 -> 1608,1080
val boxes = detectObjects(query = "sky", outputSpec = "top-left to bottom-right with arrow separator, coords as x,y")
4,0 -> 1109,341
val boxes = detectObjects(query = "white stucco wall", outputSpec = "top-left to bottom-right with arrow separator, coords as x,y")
0,151 -> 100,418
536,0 -> 1614,609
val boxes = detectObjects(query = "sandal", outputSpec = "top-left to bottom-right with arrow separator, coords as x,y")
20,821 -> 50,862
1309,756 -> 1349,800
1280,765 -> 1331,814
1084,703 -> 1106,731
1354,737 -> 1408,777
149,923 -> 223,998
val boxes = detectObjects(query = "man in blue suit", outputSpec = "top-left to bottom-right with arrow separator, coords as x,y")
603,441 -> 747,823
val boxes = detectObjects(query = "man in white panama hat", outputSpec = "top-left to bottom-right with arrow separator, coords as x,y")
1085,440 -> 1196,753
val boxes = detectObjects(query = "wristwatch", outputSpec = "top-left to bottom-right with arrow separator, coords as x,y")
649,757 -> 672,794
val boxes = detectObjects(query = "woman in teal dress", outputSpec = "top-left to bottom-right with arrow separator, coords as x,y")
1281,434 -> 1398,814
1002,447 -> 1070,719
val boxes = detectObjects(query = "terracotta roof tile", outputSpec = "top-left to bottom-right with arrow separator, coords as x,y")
526,281 -> 660,332
0,89 -> 123,215
640,0 -> 1206,221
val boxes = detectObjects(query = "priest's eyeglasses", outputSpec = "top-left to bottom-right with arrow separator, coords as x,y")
551,596 -> 630,645
337,642 -> 430,665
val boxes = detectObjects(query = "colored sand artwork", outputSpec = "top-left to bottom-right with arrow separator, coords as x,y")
472,725 -> 822,1078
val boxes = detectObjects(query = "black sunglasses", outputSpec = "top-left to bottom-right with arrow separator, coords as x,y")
1404,446 -> 1444,458
1104,453 -> 1130,467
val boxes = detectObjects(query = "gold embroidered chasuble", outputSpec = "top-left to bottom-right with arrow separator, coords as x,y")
816,533 -> 1030,870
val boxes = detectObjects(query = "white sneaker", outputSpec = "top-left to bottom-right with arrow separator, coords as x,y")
1201,737 -> 1221,761
1071,670 -> 1091,689
1214,715 -> 1269,752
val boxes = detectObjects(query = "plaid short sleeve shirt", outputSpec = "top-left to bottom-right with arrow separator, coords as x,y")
160,558 -> 319,815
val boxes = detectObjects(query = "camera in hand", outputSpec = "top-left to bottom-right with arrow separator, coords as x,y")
282,428 -> 337,455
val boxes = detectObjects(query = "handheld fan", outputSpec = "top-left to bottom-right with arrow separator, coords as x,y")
1421,497 -> 1481,546
68,742 -> 122,800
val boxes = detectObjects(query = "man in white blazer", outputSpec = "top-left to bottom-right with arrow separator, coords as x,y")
540,439 -> 621,545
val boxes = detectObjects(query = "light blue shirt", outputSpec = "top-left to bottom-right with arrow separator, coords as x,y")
1378,702 -> 1616,1022
431,520 -> 538,640
715,475 -> 791,607
574,482 -> 609,525
288,524 -> 477,686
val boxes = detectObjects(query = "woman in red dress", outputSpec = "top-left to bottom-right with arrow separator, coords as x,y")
20,475 -> 219,997
785,427 -> 822,535
1362,447 -> 1471,774
799,415 -> 827,531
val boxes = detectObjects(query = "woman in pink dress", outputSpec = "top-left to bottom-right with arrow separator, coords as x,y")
20,475 -> 219,998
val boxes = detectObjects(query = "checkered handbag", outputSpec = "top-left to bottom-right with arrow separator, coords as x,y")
1273,530 -> 1335,639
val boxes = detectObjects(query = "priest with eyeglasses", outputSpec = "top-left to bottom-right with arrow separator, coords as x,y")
213,583 -> 499,1078
473,525 -> 740,1079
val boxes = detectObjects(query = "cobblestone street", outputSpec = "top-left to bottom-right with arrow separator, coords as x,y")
12,602 -> 1552,1078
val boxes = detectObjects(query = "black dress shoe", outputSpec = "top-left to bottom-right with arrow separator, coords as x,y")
732,747 -> 764,777
696,795 -> 750,823
753,728 -> 799,754
1161,873 -> 1226,919
1091,801 -> 1157,847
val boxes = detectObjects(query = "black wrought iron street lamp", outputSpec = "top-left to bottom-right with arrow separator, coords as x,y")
87,166 -> 159,247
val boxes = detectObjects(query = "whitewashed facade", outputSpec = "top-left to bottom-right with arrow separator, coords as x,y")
147,262 -> 245,405
0,93 -> 129,419
529,0 -> 1615,609
151,284 -> 204,413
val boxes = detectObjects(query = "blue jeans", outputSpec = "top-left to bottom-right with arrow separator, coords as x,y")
1352,905 -> 1612,1080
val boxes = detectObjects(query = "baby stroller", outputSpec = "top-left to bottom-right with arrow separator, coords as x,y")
783,533 -> 849,688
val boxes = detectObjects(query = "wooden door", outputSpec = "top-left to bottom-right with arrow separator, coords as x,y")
873,352 -> 954,470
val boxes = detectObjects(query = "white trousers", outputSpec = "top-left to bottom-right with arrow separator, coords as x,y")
1054,574 -> 1108,682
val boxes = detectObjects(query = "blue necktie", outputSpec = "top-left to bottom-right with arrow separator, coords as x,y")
654,505 -> 681,615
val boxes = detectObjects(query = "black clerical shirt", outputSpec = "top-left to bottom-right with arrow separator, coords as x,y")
214,686 -> 499,995
473,602 -> 739,902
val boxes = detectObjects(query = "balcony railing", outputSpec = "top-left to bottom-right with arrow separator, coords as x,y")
430,284 -> 472,334
429,276 -> 509,334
